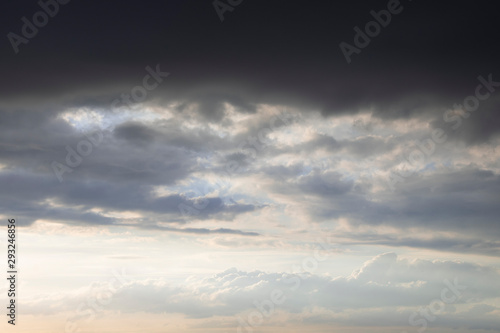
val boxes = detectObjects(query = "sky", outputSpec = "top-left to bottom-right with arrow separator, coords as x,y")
1,0 -> 500,332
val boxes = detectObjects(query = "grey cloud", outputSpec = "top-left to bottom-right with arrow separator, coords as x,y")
0,170 -> 258,229
113,122 -> 158,146
21,253 -> 500,329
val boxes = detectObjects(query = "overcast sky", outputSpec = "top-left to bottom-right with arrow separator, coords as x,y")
1,1 -> 500,332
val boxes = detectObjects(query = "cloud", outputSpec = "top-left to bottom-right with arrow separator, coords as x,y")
113,121 -> 158,146
21,253 -> 500,330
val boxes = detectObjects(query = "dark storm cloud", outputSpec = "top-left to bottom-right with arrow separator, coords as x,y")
1,1 -> 499,132
175,91 -> 258,122
0,167 -> 258,228
113,122 -> 158,146
1,0 -> 500,251
430,94 -> 500,146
